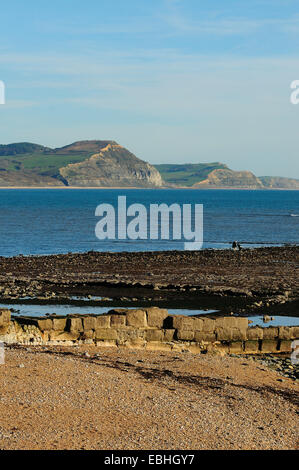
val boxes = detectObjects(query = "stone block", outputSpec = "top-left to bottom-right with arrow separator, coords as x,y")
146,329 -> 163,342
146,307 -> 169,328
110,315 -> 126,327
229,341 -> 244,354
215,317 -> 248,330
247,327 -> 263,340
215,343 -> 230,354
261,339 -> 278,353
83,316 -> 97,331
244,340 -> 260,353
201,317 -> 216,332
163,329 -> 175,342
278,327 -> 292,340
172,316 -> 195,331
291,327 -> 299,339
263,327 -> 279,340
194,331 -> 217,342
96,315 -> 111,329
52,318 -> 67,331
126,309 -> 147,328
49,331 -> 80,341
116,328 -> 145,344
36,318 -> 53,332
81,330 -> 95,340
95,328 -> 118,341
0,309 -> 11,327
66,317 -> 83,333
176,329 -> 195,341
216,327 -> 247,341
193,318 -> 203,331
0,309 -> 11,334
279,340 -> 292,353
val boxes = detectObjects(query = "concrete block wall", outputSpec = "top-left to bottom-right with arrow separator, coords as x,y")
0,308 -> 298,354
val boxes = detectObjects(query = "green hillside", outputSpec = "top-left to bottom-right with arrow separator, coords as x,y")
0,142 -> 48,156
154,162 -> 228,187
0,152 -> 92,175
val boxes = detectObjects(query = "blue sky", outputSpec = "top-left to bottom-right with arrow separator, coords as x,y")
1,0 -> 299,177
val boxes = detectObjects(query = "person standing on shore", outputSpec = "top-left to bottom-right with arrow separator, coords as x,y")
232,241 -> 242,251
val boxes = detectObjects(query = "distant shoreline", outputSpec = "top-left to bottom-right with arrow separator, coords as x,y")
0,186 -> 298,190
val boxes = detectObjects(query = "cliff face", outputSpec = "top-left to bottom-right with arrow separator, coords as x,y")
59,143 -> 163,187
156,163 -> 299,189
260,176 -> 299,189
193,169 -> 264,189
0,140 -> 164,188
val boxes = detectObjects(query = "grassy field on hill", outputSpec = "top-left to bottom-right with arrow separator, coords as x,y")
0,153 -> 92,174
154,163 -> 228,186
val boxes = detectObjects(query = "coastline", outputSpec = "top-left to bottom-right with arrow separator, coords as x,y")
0,186 -> 299,190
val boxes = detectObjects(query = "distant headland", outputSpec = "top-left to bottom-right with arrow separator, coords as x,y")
0,140 -> 298,189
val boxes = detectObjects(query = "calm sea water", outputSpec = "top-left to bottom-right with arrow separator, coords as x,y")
1,302 -> 298,326
0,189 -> 298,256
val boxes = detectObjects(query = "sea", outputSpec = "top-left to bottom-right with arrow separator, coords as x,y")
0,188 -> 298,256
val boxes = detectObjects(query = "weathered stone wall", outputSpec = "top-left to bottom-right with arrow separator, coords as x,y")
0,309 -> 11,336
0,308 -> 298,354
